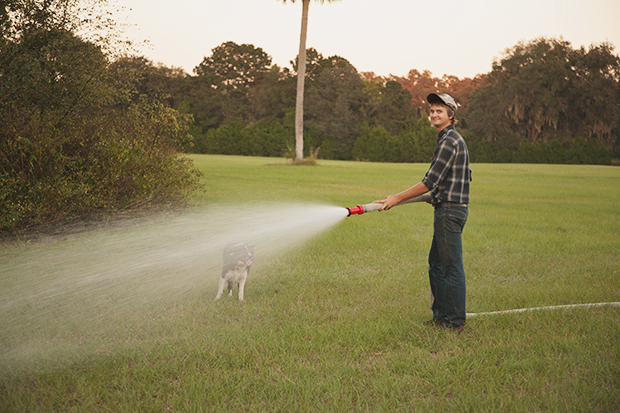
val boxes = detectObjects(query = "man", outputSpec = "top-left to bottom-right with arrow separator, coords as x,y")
376,93 -> 472,331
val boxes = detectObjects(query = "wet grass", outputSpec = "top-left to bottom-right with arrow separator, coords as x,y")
1,156 -> 619,412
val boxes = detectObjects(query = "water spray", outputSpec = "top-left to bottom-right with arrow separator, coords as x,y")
0,203 -> 348,370
346,193 -> 431,217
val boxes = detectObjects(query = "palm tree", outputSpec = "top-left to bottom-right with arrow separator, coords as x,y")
280,0 -> 340,161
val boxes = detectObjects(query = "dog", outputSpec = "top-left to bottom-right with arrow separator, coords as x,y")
215,242 -> 254,301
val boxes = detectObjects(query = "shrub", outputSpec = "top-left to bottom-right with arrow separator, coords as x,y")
566,137 -> 612,165
194,119 -> 293,157
0,26 -> 202,234
0,100 -> 202,233
352,117 -> 437,163
510,138 -> 612,165
353,123 -> 399,162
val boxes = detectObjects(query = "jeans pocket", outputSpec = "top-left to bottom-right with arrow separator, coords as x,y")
445,208 -> 468,233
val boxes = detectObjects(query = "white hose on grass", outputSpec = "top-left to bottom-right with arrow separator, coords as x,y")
467,302 -> 620,318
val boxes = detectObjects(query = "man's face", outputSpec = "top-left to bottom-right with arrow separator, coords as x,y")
429,103 -> 452,130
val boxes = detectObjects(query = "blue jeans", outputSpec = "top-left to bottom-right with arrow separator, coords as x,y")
428,206 -> 468,327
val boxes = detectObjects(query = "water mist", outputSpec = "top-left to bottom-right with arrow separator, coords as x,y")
0,203 -> 349,371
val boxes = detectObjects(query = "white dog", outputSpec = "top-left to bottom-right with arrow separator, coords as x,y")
215,242 -> 254,301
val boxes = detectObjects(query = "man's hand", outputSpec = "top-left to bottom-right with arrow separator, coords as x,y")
374,182 -> 430,212
374,195 -> 400,211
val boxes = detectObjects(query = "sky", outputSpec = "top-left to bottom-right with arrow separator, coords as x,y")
120,0 -> 620,79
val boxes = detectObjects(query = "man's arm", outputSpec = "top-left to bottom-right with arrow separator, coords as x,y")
375,182 -> 430,211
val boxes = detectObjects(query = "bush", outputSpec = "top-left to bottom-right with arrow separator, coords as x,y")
461,130 -> 495,163
511,138 -> 612,165
0,26 -> 202,234
352,123 -> 399,162
352,117 -> 437,163
565,137 -> 612,165
0,100 -> 202,233
400,117 -> 437,163
193,119 -> 293,157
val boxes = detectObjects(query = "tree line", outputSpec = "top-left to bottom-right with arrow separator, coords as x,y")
128,38 -> 618,164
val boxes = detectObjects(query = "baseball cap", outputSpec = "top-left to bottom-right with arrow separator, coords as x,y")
427,93 -> 457,113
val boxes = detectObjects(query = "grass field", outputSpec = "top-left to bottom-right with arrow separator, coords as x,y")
1,155 -> 619,412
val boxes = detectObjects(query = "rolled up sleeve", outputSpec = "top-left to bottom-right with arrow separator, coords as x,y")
422,139 -> 455,191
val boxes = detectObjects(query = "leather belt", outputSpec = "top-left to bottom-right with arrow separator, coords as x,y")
434,202 -> 468,209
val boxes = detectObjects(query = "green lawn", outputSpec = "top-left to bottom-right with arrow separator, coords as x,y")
1,155 -> 619,412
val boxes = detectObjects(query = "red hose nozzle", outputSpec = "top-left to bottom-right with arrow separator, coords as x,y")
346,205 -> 364,216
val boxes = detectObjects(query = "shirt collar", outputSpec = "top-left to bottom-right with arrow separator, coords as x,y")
437,125 -> 455,142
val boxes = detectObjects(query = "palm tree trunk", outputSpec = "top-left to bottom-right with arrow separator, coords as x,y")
294,0 -> 310,161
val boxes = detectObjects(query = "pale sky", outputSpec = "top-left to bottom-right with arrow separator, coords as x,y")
120,0 -> 620,79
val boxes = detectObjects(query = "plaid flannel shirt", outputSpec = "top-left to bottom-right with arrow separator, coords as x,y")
421,125 -> 472,205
